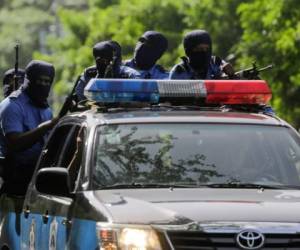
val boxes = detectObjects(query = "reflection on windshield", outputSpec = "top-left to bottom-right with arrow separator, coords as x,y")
93,124 -> 300,188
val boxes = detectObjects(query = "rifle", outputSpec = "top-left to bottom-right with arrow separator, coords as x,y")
234,62 -> 273,80
58,76 -> 81,118
14,44 -> 19,91
104,40 -> 122,78
104,53 -> 119,78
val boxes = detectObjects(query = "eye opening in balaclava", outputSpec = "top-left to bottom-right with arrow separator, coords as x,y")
3,68 -> 25,98
23,60 -> 55,108
183,29 -> 212,78
134,31 -> 168,70
93,41 -> 114,77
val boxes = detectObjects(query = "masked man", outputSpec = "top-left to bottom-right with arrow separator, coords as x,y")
125,31 -> 169,79
0,60 -> 58,194
75,40 -> 139,101
169,30 -> 234,79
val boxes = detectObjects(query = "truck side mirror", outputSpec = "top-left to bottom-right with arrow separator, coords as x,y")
35,167 -> 73,198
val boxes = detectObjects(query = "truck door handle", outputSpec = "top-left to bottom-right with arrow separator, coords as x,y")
23,206 -> 30,219
42,211 -> 49,224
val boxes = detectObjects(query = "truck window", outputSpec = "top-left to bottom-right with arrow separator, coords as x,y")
37,125 -> 86,191
93,124 -> 300,188
38,125 -> 74,169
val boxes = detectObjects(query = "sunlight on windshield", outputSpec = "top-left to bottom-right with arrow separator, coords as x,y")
93,124 -> 300,188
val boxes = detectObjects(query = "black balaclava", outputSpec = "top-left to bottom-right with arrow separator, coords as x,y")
134,31 -> 168,70
3,68 -> 25,98
183,30 -> 212,78
93,41 -> 114,77
23,60 -> 55,108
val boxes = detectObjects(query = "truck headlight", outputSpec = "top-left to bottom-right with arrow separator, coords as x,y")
97,223 -> 162,250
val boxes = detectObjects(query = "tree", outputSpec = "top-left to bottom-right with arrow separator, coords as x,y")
37,0 -> 189,113
28,0 -> 300,126
236,0 -> 300,127
0,0 -> 87,100
0,0 -> 54,76
181,0 -> 244,60
38,0 -> 246,112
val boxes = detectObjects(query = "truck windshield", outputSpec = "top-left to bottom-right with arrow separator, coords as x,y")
93,124 -> 300,189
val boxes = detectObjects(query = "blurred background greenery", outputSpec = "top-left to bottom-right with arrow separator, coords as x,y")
1,0 -> 300,127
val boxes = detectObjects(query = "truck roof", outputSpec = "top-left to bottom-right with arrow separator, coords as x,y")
67,107 -> 286,127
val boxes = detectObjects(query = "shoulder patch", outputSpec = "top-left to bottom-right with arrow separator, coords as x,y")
212,56 -> 222,66
173,57 -> 191,74
84,66 -> 97,78
173,63 -> 186,74
181,56 -> 191,73
8,89 -> 22,99
155,64 -> 167,73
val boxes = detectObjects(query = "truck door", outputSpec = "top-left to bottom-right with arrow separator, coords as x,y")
21,123 -> 86,250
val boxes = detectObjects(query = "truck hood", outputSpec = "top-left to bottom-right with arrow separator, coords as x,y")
89,188 -> 300,224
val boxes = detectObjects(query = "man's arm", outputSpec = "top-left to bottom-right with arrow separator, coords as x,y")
75,74 -> 88,102
6,117 -> 59,153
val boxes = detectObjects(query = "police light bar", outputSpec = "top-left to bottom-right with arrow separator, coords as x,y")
84,79 -> 271,105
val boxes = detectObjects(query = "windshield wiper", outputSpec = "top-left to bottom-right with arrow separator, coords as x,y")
200,182 -> 298,190
99,182 -> 196,190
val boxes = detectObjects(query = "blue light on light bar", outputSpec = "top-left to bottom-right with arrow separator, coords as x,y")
84,79 -> 159,103
84,79 -> 207,104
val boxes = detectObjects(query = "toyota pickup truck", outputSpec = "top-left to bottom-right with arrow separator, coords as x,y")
1,79 -> 300,250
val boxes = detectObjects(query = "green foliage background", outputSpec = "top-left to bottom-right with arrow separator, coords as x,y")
1,0 -> 300,127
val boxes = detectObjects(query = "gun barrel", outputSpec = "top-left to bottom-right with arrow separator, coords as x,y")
234,64 -> 273,79
14,44 -> 19,91
258,64 -> 273,72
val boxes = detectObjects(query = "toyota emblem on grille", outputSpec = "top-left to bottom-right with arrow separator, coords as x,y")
236,229 -> 265,249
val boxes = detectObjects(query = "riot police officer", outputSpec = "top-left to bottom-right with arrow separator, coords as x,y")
75,40 -> 139,101
169,30 -> 234,79
0,60 -> 58,194
2,68 -> 25,98
125,31 -> 169,79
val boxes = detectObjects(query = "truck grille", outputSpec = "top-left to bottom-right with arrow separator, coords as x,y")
166,231 -> 300,250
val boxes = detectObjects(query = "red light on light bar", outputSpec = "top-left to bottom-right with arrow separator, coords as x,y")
204,80 -> 272,105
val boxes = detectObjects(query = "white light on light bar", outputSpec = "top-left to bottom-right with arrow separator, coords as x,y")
157,80 -> 206,97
